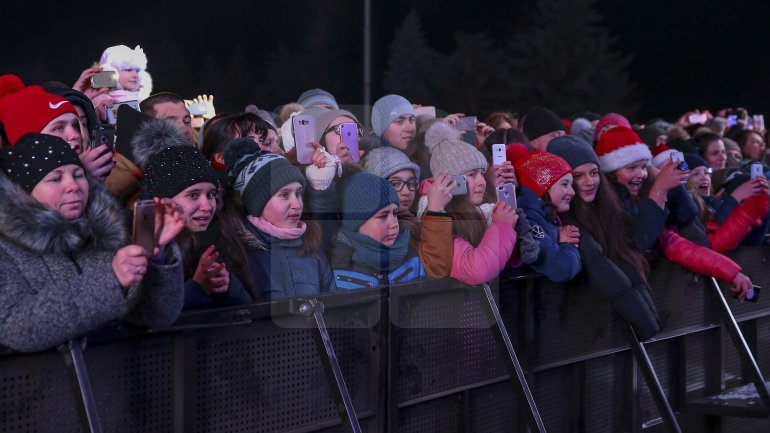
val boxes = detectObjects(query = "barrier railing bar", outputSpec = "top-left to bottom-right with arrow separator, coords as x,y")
621,324 -> 682,433
295,298 -> 363,433
708,277 -> 770,412
61,338 -> 103,433
481,283 -> 547,433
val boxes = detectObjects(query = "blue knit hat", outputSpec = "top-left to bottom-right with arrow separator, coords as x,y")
546,135 -> 599,169
371,94 -> 415,136
340,173 -> 399,232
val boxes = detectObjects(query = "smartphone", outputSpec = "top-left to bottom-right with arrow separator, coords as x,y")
132,200 -> 156,255
449,174 -> 467,195
414,106 -> 437,119
735,285 -> 761,303
670,151 -> 688,170
91,124 -> 115,150
751,163 -> 764,179
90,71 -> 117,89
727,114 -> 738,127
492,143 -> 506,166
455,116 -> 477,131
688,113 -> 707,124
188,102 -> 208,116
496,183 -> 517,209
340,123 -> 360,162
292,114 -> 316,164
753,114 -> 765,131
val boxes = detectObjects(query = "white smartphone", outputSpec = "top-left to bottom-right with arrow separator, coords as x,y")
751,163 -> 764,179
670,151 -> 687,170
492,143 -> 506,166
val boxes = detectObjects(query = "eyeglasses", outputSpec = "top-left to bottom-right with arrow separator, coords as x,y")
323,122 -> 363,137
389,179 -> 418,192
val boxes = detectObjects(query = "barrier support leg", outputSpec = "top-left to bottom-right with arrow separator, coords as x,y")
292,298 -> 363,433
621,324 -> 682,433
61,338 -> 103,433
480,283 -> 547,433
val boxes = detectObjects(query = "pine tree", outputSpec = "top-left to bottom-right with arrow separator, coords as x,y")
383,9 -> 441,105
506,0 -> 638,117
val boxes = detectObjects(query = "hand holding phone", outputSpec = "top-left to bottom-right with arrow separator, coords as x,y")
449,174 -> 467,195
670,151 -> 688,170
132,200 -> 156,256
90,70 -> 117,89
339,123 -> 360,163
455,116 -> 477,131
496,183 -> 517,209
492,143 -> 506,166
293,114 -> 317,164
751,163 -> 764,179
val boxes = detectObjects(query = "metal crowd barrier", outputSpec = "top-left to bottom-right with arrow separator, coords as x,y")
2,245 -> 770,432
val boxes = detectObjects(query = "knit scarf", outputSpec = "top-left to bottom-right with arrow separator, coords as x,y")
338,227 -> 410,273
247,215 -> 307,240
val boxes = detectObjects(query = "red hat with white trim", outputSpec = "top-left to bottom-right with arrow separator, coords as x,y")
594,127 -> 652,173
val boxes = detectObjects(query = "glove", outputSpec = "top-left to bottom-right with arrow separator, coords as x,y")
305,150 -> 340,191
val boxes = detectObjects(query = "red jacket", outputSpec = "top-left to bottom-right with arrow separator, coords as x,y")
658,227 -> 741,283
707,194 -> 769,253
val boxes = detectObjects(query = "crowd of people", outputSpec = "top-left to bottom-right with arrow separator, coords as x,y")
0,44 -> 768,352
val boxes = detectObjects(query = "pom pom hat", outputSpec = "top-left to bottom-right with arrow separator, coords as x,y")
511,150 -> 572,198
594,127 -> 652,173
594,112 -> 631,141
425,122 -> 487,176
0,74 -> 77,145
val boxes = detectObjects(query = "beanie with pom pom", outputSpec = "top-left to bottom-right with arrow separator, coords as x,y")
425,121 -> 487,175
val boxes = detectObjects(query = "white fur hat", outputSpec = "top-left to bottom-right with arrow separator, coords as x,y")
99,45 -> 148,71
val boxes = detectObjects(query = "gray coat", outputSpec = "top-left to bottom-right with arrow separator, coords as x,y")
0,174 -> 184,352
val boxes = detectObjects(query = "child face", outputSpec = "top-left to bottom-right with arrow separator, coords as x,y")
387,169 -> 418,210
547,173 -> 575,213
464,168 -> 487,206
358,203 -> 399,246
572,163 -> 600,203
119,68 -> 140,91
262,181 -> 304,228
614,160 -> 649,196
172,182 -> 217,232
687,166 -> 712,197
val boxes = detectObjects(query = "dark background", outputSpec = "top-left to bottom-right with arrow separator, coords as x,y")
2,0 -> 770,123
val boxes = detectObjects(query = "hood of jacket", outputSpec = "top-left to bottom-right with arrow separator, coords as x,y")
0,173 -> 127,255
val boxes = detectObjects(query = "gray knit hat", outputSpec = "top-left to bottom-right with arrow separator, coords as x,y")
314,109 -> 360,142
340,173 -> 399,232
224,138 -> 306,216
546,135 -> 599,170
425,122 -> 487,175
371,94 -> 415,136
297,88 -> 338,110
363,147 -> 420,180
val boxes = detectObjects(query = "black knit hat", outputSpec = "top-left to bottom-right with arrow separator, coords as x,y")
0,133 -> 83,193
144,146 -> 219,198
521,106 -> 565,141
546,135 -> 599,169
224,138 -> 306,216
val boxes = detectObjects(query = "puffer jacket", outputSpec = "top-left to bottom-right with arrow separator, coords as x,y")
658,227 -> 741,283
0,174 -> 184,352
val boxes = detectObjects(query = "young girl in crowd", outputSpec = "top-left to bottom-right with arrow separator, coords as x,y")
99,44 -> 152,102
423,122 -> 518,286
144,145 -> 253,309
547,135 -> 660,339
225,141 -> 335,300
0,134 -> 184,352
511,148 -> 582,282
331,173 -> 427,289
683,153 -> 770,252
595,127 -> 754,301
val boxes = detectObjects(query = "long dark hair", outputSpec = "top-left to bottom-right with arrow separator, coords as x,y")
564,172 -> 650,283
446,195 -> 486,247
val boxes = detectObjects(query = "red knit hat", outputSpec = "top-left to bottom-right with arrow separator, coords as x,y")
512,150 -> 572,197
594,127 -> 651,173
594,112 -> 631,141
0,74 -> 77,145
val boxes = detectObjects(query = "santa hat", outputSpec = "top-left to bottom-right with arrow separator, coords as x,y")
594,112 -> 631,141
0,74 -> 77,145
595,127 -> 652,173
511,150 -> 572,198
650,143 -> 676,168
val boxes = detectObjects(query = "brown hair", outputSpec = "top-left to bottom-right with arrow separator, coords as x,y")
446,195 -> 486,247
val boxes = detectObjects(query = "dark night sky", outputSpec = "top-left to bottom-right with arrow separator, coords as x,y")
2,0 -> 770,122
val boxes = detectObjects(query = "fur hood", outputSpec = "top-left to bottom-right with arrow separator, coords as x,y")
0,173 -> 127,255
130,119 -> 188,171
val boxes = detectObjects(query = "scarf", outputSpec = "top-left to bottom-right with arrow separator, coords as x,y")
338,227 -> 410,273
247,215 -> 307,240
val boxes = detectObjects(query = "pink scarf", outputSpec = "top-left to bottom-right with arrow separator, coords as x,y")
247,215 -> 307,240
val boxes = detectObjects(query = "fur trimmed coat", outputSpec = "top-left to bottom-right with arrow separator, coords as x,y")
0,174 -> 184,352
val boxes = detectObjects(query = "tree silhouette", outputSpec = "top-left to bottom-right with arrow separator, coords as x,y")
506,0 -> 638,117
